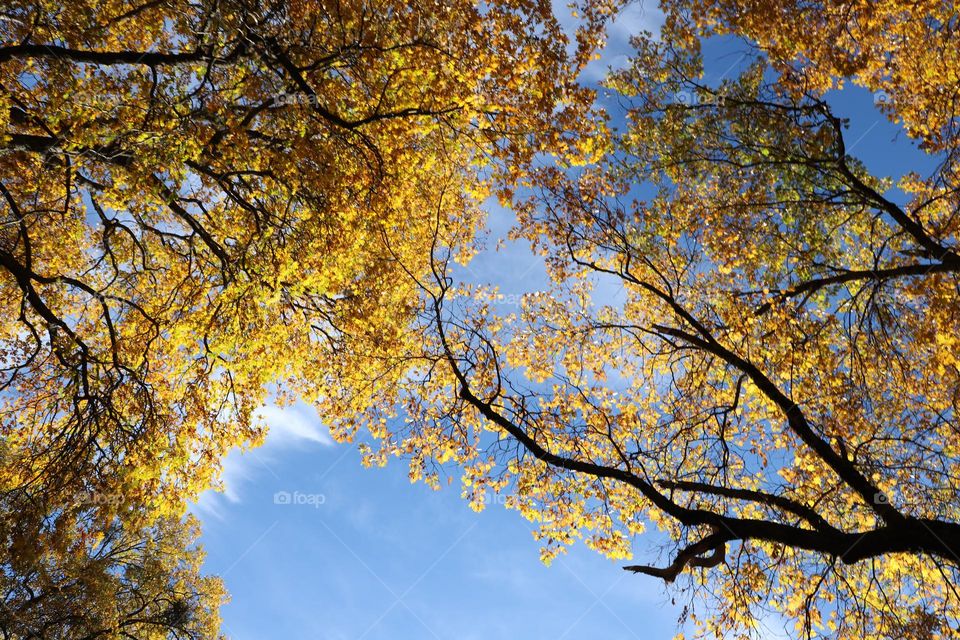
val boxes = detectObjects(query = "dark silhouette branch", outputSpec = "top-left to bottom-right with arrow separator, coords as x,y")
0,43 -> 239,67
625,529 -> 728,582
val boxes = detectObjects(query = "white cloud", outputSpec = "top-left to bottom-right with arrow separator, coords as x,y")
582,1 -> 666,83
255,402 -> 334,447
191,452 -> 252,519
191,400 -> 334,519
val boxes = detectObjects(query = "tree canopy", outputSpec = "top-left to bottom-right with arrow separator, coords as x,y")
1,508 -> 223,640
2,0 -> 959,638
0,0 -> 601,635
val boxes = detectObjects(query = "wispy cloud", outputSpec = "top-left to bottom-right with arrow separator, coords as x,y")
550,0 -> 664,83
255,402 -> 334,447
582,1 -> 665,82
191,400 -> 334,519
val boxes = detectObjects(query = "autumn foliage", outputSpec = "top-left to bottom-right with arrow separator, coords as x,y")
0,0 -> 600,635
2,0 -> 959,638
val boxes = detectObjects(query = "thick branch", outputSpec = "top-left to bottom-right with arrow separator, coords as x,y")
624,530 -> 728,582
656,479 -> 836,532
0,43 -> 212,67
652,321 -> 905,524
756,261 -> 959,314
427,278 -> 960,580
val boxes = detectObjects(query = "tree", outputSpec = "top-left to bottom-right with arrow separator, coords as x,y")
0,0 -> 604,534
0,0 -> 603,634
1,504 -> 225,640
4,0 -> 958,638
674,0 -> 960,154
308,3 -> 960,639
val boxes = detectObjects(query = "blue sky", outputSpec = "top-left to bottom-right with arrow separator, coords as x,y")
197,414 -> 680,639
193,3 -> 938,638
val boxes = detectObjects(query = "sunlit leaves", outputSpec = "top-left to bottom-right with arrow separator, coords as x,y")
309,3 -> 960,639
0,0 -> 602,634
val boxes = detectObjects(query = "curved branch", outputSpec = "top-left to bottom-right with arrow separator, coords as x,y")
426,265 -> 960,579
624,529 -> 728,582
656,479 -> 836,532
